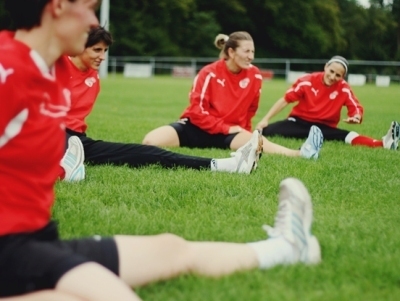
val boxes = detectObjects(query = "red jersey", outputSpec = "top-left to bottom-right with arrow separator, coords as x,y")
0,31 -> 70,235
57,56 -> 100,133
181,59 -> 263,134
284,72 -> 363,128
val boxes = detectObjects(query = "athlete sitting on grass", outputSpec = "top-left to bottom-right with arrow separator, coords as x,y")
0,1 -> 321,300
256,55 -> 400,150
57,26 -> 264,182
142,32 -> 324,160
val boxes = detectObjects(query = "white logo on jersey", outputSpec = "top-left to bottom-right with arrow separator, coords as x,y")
329,91 -> 338,100
0,109 -> 28,148
85,77 -> 97,87
311,87 -> 319,96
39,90 -> 70,118
239,78 -> 250,89
0,63 -> 14,84
216,78 -> 225,87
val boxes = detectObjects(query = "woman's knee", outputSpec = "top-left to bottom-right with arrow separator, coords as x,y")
154,233 -> 195,271
142,130 -> 159,145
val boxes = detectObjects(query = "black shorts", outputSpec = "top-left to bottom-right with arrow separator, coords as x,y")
262,116 -> 350,141
0,222 -> 119,297
170,118 -> 237,149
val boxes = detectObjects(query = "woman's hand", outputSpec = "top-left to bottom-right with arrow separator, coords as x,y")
343,114 -> 362,124
256,119 -> 269,130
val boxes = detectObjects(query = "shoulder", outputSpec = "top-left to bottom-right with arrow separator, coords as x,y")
247,64 -> 262,81
292,72 -> 322,87
0,32 -> 39,85
339,79 -> 351,89
197,60 -> 220,78
0,55 -> 32,88
300,72 -> 319,82
248,64 -> 261,73
55,55 -> 71,69
205,60 -> 221,72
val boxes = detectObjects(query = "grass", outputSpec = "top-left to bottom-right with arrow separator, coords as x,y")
55,76 -> 400,301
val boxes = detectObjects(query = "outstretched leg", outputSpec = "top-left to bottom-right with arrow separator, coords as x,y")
115,178 -> 321,288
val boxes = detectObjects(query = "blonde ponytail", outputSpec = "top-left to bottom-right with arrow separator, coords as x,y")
214,34 -> 229,59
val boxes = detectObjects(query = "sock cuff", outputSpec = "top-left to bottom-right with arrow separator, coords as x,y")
345,131 -> 359,144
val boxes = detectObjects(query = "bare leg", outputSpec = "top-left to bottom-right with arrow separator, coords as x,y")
142,125 -> 180,147
230,132 -> 300,156
56,262 -> 141,301
144,126 -> 300,157
115,234 -> 258,287
262,137 -> 300,156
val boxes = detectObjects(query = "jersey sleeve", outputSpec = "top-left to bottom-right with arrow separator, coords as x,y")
185,69 -> 231,134
283,77 -> 307,103
342,83 -> 364,119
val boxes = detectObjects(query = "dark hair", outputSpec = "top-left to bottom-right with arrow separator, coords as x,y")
4,0 -> 75,30
214,31 -> 253,59
327,55 -> 349,75
85,26 -> 113,48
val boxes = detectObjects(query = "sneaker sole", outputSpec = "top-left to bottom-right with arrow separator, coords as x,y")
301,126 -> 323,160
62,136 -> 85,181
280,178 -> 321,264
310,126 -> 324,159
391,121 -> 400,150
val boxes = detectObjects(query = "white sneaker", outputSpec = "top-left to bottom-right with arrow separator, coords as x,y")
382,121 -> 400,150
61,136 -> 85,181
300,125 -> 323,159
263,178 -> 321,264
233,130 -> 263,174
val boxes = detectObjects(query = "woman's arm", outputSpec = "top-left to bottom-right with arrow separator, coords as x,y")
256,97 -> 289,130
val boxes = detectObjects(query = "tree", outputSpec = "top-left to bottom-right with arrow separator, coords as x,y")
109,0 -> 220,57
0,1 -> 12,30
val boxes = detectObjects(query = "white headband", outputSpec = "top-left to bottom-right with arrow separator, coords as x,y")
327,58 -> 348,74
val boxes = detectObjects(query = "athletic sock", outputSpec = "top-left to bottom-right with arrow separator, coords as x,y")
350,135 -> 383,147
210,158 -> 236,172
247,238 -> 294,269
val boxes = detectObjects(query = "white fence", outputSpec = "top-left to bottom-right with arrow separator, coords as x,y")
108,56 -> 400,85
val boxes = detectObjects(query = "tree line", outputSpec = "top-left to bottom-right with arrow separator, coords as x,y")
1,0 -> 399,62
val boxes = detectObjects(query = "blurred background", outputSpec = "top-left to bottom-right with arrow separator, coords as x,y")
1,0 -> 399,80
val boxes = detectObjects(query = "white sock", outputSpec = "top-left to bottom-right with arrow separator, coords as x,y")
344,131 -> 359,144
210,158 -> 236,172
247,238 -> 294,269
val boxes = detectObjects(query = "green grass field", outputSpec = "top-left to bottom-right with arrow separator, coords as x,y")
55,76 -> 400,301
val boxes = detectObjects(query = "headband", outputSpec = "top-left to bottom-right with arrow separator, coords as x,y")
327,58 -> 348,74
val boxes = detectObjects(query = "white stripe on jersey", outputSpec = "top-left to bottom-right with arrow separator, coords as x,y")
198,72 -> 216,115
294,81 -> 312,92
30,50 -> 56,81
342,88 -> 361,115
0,64 -> 14,84
0,109 -> 28,148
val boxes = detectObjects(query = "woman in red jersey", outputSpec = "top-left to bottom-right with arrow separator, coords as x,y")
143,32 -> 324,159
58,26 -> 263,176
0,2 -> 321,300
256,55 -> 400,150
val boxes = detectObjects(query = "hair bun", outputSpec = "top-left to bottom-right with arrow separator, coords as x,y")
214,34 -> 229,49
